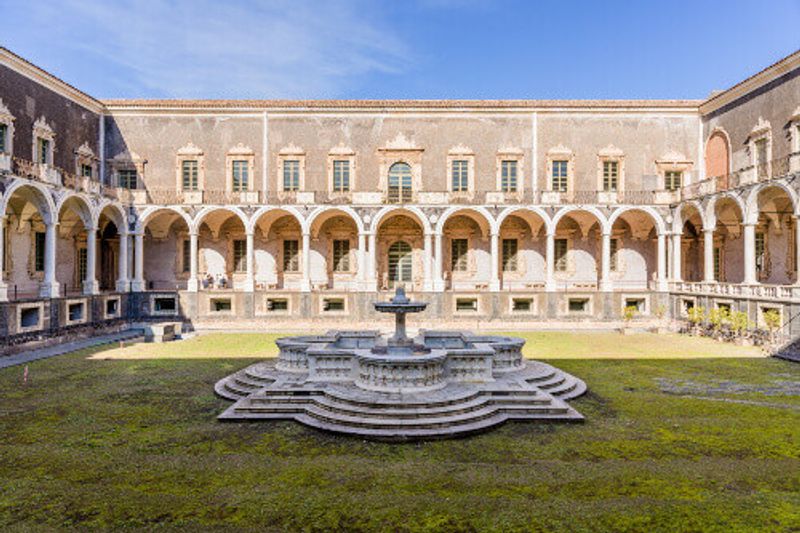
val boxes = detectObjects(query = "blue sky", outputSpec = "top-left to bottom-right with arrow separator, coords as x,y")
1,0 -> 799,100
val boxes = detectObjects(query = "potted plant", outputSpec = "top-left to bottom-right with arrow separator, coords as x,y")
620,305 -> 638,335
687,306 -> 706,336
730,310 -> 752,346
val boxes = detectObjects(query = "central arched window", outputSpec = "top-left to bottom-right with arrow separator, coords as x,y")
388,162 -> 412,204
388,241 -> 413,287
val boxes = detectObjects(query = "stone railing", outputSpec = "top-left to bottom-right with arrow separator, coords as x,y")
670,281 -> 800,301
682,155 -> 796,200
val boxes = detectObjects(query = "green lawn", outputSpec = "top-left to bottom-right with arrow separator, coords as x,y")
1,332 -> 798,531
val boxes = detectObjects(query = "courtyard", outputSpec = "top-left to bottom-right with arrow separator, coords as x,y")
1,332 -> 797,531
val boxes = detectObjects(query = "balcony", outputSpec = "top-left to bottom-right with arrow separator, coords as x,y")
682,155 -> 796,200
670,281 -> 800,301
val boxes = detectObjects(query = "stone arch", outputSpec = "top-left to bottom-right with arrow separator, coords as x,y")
705,127 -> 731,179
608,206 -> 666,235
0,180 -> 56,224
551,205 -> 609,235
56,192 -> 95,229
305,205 -> 365,235
495,206 -> 552,235
370,206 -> 432,234
247,205 -> 305,234
672,200 -> 706,234
94,200 -> 128,235
136,206 -> 193,233
705,192 -> 746,230
745,182 -> 799,224
435,206 -> 494,237
191,205 -> 249,234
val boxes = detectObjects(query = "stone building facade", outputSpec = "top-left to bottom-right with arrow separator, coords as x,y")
1,46 -> 799,340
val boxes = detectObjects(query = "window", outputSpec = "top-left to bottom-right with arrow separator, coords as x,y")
755,139 -> 768,178
68,302 -> 85,322
603,161 -> 618,191
552,160 -> 568,192
609,238 -> 619,272
283,160 -> 300,191
332,160 -> 350,192
713,246 -> 721,281
212,299 -> 232,312
512,298 -> 532,312
233,239 -> 247,273
333,239 -> 350,272
451,238 -> 468,272
0,123 -> 7,153
232,160 -> 249,192
665,171 -> 682,191
388,241 -> 413,286
502,238 -> 518,272
501,160 -> 518,192
182,160 -> 198,190
554,238 -> 568,272
568,298 -> 588,313
77,248 -> 87,283
119,169 -> 138,189
182,239 -> 191,273
283,240 -> 299,272
455,298 -> 478,312
755,232 -> 765,277
266,298 -> 288,312
451,159 -> 469,192
323,298 -> 345,312
81,164 -> 92,178
37,138 -> 50,165
388,162 -> 413,203
34,232 -> 45,272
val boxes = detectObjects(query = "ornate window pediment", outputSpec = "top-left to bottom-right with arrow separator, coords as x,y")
328,144 -> 356,196
110,149 -> 146,189
176,142 -> 205,192
277,144 -> 305,194
177,141 -> 204,157
598,144 -> 624,158
380,132 -> 422,152
0,98 -> 15,156
74,141 -> 97,180
32,116 -> 55,166
279,143 -> 305,156
748,117 -> 772,180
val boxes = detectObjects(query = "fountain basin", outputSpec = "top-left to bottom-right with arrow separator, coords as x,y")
354,349 -> 448,393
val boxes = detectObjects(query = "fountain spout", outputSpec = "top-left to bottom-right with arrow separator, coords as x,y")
373,287 -> 427,346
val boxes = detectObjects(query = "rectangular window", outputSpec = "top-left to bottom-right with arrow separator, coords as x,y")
713,246 -> 721,281
755,139 -> 768,178
512,298 -> 532,312
283,160 -> 300,191
267,298 -> 288,312
333,239 -> 350,272
554,238 -> 568,272
551,160 -> 568,192
232,160 -> 249,192
451,238 -> 469,272
0,123 -> 7,153
501,160 -> 518,192
568,298 -> 588,313
609,238 -> 618,272
455,298 -> 478,312
81,164 -> 93,178
451,160 -> 469,192
77,248 -> 87,283
332,160 -> 350,192
233,239 -> 247,273
502,238 -> 518,272
603,161 -> 619,191
37,138 -> 49,165
182,239 -> 191,273
119,169 -> 137,189
283,239 -> 299,272
34,231 -> 46,272
182,160 -> 198,191
755,232 -> 765,277
665,171 -> 682,191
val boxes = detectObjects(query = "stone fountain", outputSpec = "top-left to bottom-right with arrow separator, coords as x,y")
215,288 -> 587,440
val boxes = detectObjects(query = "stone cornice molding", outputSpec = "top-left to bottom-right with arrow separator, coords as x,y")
598,144 -> 624,158
328,143 -> 355,156
379,132 -> 422,152
448,143 -> 474,156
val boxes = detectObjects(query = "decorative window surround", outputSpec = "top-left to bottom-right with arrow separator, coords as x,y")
655,150 -> 693,192
789,106 -> 800,173
0,99 -> 15,172
103,295 -> 121,319
226,143 -> 257,201
32,117 -> 57,184
447,144 -> 475,199
378,133 -> 424,202
327,144 -> 356,198
542,144 -> 574,204
276,143 -> 305,196
64,298 -> 88,326
748,117 -> 772,182
110,150 -> 146,196
620,294 -> 650,316
597,144 -> 625,201
17,302 -> 44,333
510,296 -> 538,315
175,142 -> 205,203
496,147 -> 524,199
74,141 -> 97,182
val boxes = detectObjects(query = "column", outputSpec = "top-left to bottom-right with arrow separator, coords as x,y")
423,231 -> 433,292
83,225 -> 99,295
131,232 -> 145,291
599,231 -> 612,292
742,222 -> 757,285
433,231 -> 445,292
703,228 -> 715,283
40,221 -> 60,298
795,216 -> 800,284
242,231 -> 254,292
186,231 -> 199,292
672,232 -> 683,282
366,232 -> 377,292
116,231 -> 130,292
300,231 -> 311,292
657,232 -> 667,292
489,231 -> 500,291
357,232 -> 366,291
0,216 -> 7,301
545,231 -> 555,292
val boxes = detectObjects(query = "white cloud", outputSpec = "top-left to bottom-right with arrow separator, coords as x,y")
12,0 -> 411,98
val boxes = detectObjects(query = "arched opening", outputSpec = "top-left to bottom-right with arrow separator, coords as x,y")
251,208 -> 304,290
377,213 -> 423,291
441,209 -> 491,290
706,131 -> 730,181
553,210 -> 604,290
753,186 -> 797,284
712,197 -> 745,283
388,162 -> 413,204
609,209 -> 660,290
309,209 -> 361,290
97,205 -> 126,292
498,210 -> 547,290
57,196 -> 93,296
388,241 -> 413,287
678,204 -> 705,282
195,209 -> 248,290
141,208 -> 191,290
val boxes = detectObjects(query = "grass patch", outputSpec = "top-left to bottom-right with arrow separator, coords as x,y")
0,332 -> 798,531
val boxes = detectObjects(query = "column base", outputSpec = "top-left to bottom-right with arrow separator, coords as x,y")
115,279 -> 130,293
488,280 -> 501,292
186,278 -> 199,293
545,279 -> 556,292
299,279 -> 311,293
656,280 -> 669,292
83,280 -> 100,295
130,279 -> 145,292
241,279 -> 255,293
432,278 -> 446,293
0,282 -> 7,302
39,281 -> 61,299
599,280 -> 613,293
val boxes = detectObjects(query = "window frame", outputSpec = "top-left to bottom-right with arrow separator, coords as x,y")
282,239 -> 300,273
232,239 -> 247,273
332,239 -> 351,273
501,238 -> 518,273
450,238 -> 469,272
554,238 -> 568,273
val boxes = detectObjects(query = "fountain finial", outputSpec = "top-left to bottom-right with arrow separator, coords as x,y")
374,286 -> 427,346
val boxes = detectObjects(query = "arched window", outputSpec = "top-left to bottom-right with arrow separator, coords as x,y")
705,131 -> 730,180
388,162 -> 412,204
388,241 -> 412,287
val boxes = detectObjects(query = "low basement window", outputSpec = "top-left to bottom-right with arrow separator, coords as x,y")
455,298 -> 478,312
568,298 -> 589,313
624,298 -> 645,313
266,298 -> 289,312
20,307 -> 41,329
682,299 -> 695,314
512,298 -> 533,312
68,302 -> 85,322
154,297 -> 177,313
717,302 -> 732,313
106,299 -> 119,317
323,298 -> 345,312
211,298 -> 232,313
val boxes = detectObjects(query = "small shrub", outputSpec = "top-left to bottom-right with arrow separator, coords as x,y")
623,305 -> 638,324
687,306 -> 706,335
763,309 -> 782,343
654,304 -> 667,320
730,311 -> 750,338
708,307 -> 730,334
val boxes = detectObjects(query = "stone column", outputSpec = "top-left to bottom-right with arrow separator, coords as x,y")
545,231 -> 555,292
423,231 -> 433,292
489,231 -> 500,292
657,232 -> 667,292
115,231 -> 130,292
83,225 -> 99,295
599,231 -> 612,292
0,216 -> 7,301
366,232 -> 377,292
39,221 -> 60,298
357,232 -> 366,290
742,222 -> 757,285
243,231 -> 255,292
795,216 -> 800,284
433,231 -> 445,292
300,231 -> 311,292
703,228 -> 715,283
672,232 -> 682,282
186,231 -> 199,292
131,232 -> 145,292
